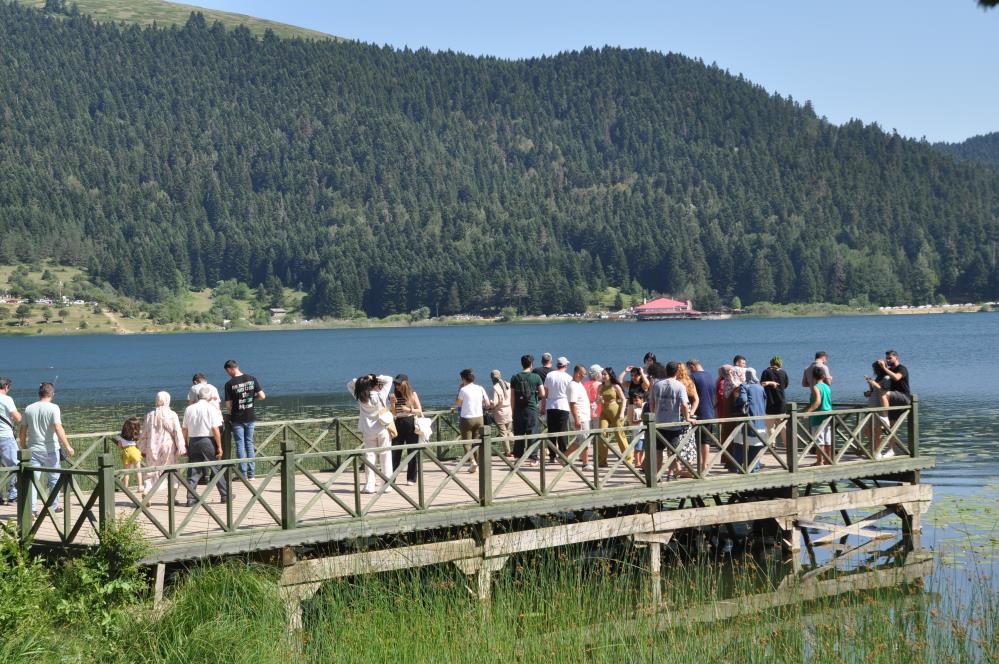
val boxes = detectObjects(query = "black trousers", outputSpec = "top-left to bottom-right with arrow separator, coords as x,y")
391,416 -> 419,482
546,409 -> 571,460
185,437 -> 229,503
512,408 -> 539,459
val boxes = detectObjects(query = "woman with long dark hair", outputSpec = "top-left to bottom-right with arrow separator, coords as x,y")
391,374 -> 423,486
597,367 -> 630,467
347,373 -> 395,493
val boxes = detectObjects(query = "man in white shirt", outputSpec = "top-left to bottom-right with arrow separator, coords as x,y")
0,377 -> 22,505
452,369 -> 492,473
543,357 -> 573,463
181,384 -> 228,506
566,364 -> 593,470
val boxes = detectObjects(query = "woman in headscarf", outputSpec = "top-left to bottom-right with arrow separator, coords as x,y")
139,391 -> 185,500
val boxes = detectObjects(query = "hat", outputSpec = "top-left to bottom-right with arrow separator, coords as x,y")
589,364 -> 603,379
541,352 -> 552,362
490,369 -> 502,380
556,356 -> 569,368
394,373 -> 409,383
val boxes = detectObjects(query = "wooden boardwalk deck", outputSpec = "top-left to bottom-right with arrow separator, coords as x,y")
0,400 -> 932,564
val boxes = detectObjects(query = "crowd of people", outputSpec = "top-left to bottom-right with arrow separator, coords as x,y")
0,360 -> 264,514
348,349 -> 912,492
0,350 -> 913,509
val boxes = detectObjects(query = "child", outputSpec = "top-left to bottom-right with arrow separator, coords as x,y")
118,417 -> 144,496
630,394 -> 645,467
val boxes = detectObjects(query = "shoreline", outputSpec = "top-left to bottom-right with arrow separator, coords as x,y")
0,304 -> 991,338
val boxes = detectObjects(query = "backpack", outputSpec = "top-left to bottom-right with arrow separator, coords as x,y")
513,373 -> 534,407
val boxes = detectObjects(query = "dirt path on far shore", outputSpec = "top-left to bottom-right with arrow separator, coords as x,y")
103,310 -> 132,334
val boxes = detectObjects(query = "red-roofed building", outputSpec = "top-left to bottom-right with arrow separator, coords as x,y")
633,297 -> 701,321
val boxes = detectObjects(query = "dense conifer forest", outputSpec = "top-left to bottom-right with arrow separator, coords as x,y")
934,132 -> 999,171
1,2 -> 997,316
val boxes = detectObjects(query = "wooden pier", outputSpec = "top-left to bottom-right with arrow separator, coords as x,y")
0,398 -> 932,625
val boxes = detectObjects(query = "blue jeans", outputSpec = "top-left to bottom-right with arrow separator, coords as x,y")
0,436 -> 17,501
231,421 -> 256,477
29,450 -> 60,512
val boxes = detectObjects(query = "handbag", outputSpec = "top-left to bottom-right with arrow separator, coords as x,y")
377,406 -> 398,438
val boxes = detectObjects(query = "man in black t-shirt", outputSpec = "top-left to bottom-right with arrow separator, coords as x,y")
511,354 -> 546,462
879,350 -> 911,405
223,359 -> 266,479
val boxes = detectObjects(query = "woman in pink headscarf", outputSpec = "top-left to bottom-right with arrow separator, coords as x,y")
139,391 -> 186,500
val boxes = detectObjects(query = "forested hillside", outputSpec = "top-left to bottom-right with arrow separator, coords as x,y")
1,2 -> 997,316
934,132 -> 999,171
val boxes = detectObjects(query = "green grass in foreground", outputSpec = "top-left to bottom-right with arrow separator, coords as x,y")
2,522 -> 996,663
26,0 -> 338,41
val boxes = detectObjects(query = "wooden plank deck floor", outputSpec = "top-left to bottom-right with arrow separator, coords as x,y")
0,450 -> 926,552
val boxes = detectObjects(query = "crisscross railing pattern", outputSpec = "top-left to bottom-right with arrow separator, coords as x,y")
5,398 -> 920,548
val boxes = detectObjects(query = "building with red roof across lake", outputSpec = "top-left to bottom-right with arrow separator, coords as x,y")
632,297 -> 702,321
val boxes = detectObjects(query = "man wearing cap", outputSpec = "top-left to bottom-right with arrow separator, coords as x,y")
489,369 -> 514,457
584,365 -> 604,434
534,353 -> 554,384
543,357 -> 573,463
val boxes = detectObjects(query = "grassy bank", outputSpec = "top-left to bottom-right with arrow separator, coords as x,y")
3,521 -> 995,663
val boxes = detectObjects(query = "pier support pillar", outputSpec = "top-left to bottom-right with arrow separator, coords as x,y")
153,563 -> 166,612
633,531 -> 673,606
774,517 -> 802,573
281,582 -> 320,645
897,501 -> 923,550
454,556 -> 509,603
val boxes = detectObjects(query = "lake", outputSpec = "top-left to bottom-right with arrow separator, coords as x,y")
2,312 -> 998,565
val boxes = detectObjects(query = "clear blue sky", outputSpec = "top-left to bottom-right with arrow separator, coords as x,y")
188,0 -> 997,143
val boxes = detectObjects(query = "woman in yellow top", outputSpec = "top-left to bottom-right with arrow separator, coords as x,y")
597,368 -> 632,467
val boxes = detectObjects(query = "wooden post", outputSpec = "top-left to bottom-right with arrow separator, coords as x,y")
281,440 -> 297,530
221,415 -> 232,460
907,394 -> 919,458
787,403 -> 799,475
153,563 -> 166,610
644,413 -> 657,489
479,426 -> 492,506
16,448 -> 33,543
97,452 -> 116,530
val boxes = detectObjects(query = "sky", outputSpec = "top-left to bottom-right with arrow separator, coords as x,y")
187,0 -> 998,143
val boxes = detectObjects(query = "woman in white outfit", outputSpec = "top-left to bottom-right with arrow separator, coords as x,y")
347,374 -> 395,493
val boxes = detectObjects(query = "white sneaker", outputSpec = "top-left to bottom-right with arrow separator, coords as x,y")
582,464 -> 594,471
882,448 -> 895,458
360,486 -> 376,494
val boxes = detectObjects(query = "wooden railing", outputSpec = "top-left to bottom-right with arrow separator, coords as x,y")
2,397 -> 921,547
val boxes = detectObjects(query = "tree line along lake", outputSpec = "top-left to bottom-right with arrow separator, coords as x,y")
1,312 -> 996,567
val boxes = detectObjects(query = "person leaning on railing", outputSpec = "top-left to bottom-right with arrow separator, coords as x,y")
804,367 -> 833,466
180,384 -> 228,506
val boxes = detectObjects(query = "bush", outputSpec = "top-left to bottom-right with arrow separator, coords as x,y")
56,518 -> 149,633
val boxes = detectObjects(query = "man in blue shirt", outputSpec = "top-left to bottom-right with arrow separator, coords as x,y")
686,359 -> 716,474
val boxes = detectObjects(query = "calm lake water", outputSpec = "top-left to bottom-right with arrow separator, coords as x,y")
2,313 -> 997,566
